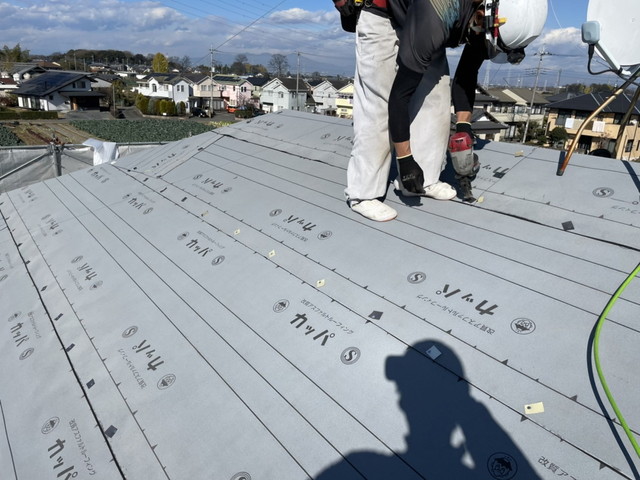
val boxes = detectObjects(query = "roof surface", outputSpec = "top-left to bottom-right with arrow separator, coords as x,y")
547,92 -> 640,115
1,110 -> 639,480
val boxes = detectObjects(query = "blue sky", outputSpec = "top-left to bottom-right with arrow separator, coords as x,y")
0,0 -> 624,86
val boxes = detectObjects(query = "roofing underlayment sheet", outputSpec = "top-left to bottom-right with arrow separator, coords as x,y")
1,110 -> 639,480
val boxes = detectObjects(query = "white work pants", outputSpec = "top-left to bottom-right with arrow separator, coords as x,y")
345,10 -> 452,202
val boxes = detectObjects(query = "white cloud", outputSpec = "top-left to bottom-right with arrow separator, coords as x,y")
268,8 -> 335,25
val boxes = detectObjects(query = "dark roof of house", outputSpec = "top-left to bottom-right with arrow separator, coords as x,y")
13,71 -> 93,96
273,77 -> 309,91
182,73 -> 208,84
329,79 -> 351,90
544,92 -> 579,103
546,92 -> 640,114
246,76 -> 271,87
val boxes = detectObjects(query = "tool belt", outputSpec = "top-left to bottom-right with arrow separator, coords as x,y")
339,0 -> 388,32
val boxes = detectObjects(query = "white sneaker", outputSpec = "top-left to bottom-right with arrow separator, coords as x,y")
351,199 -> 397,222
423,181 -> 456,200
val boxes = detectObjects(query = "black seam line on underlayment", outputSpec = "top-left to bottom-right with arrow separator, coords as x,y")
119,134 -> 223,179
116,169 -> 639,473
180,136 -> 345,189
173,137 -> 636,282
216,130 -> 350,169
55,177 -> 364,480
47,178 -> 321,480
65,168 -> 417,480
148,142 -> 640,327
473,191 -> 640,252
125,166 -> 640,434
163,138 -> 631,285
0,201 -> 128,480
0,400 -> 18,480
7,191 -> 164,480
391,208 -> 640,327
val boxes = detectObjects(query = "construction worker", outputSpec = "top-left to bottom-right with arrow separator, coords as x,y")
389,0 -> 548,200
333,0 -> 457,223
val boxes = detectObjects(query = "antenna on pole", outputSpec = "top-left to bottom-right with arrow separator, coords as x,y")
522,47 -> 551,143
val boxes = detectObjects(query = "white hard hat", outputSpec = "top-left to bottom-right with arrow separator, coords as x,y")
483,0 -> 548,64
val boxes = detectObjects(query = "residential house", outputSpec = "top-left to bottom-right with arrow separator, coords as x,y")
246,76 -> 271,110
451,85 -> 507,140
188,74 -> 223,112
0,77 -> 19,96
335,83 -> 354,119
5,63 -> 47,84
546,92 -> 640,159
135,73 -> 192,111
260,77 -> 308,113
190,74 -> 255,113
308,79 -> 350,115
213,75 -> 254,110
12,71 -> 103,111
486,87 -> 549,139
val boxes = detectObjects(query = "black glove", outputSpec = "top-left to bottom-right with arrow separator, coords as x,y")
455,121 -> 474,137
397,155 -> 425,195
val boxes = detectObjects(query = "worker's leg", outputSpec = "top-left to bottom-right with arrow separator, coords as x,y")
345,10 -> 399,203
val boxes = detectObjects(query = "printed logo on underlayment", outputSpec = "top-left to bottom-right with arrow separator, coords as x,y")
318,231 -> 333,240
41,417 -> 60,435
211,255 -> 225,266
593,187 -> 614,198
341,347 -> 361,365
487,452 -> 518,480
71,256 -> 83,264
270,209 -> 283,217
273,299 -> 290,313
407,272 -> 427,284
511,318 -> 536,335
231,473 -> 251,480
158,374 -> 176,390
19,348 -> 34,360
122,326 -> 138,338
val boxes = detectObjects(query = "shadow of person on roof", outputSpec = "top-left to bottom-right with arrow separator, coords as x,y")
315,340 -> 542,479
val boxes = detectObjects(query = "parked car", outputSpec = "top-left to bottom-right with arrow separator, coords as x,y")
226,105 -> 238,113
191,107 -> 210,118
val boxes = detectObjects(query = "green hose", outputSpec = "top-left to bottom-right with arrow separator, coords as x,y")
593,262 -> 640,458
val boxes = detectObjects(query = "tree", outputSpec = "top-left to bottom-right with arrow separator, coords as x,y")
566,83 -> 586,94
152,53 -> 169,73
230,54 -> 249,75
178,56 -> 191,72
268,54 -> 289,77
550,126 -> 569,145
1,43 -> 30,65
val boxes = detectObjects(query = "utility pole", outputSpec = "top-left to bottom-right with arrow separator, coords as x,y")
483,61 -> 490,89
295,52 -> 301,111
522,48 -> 551,144
209,45 -> 215,118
